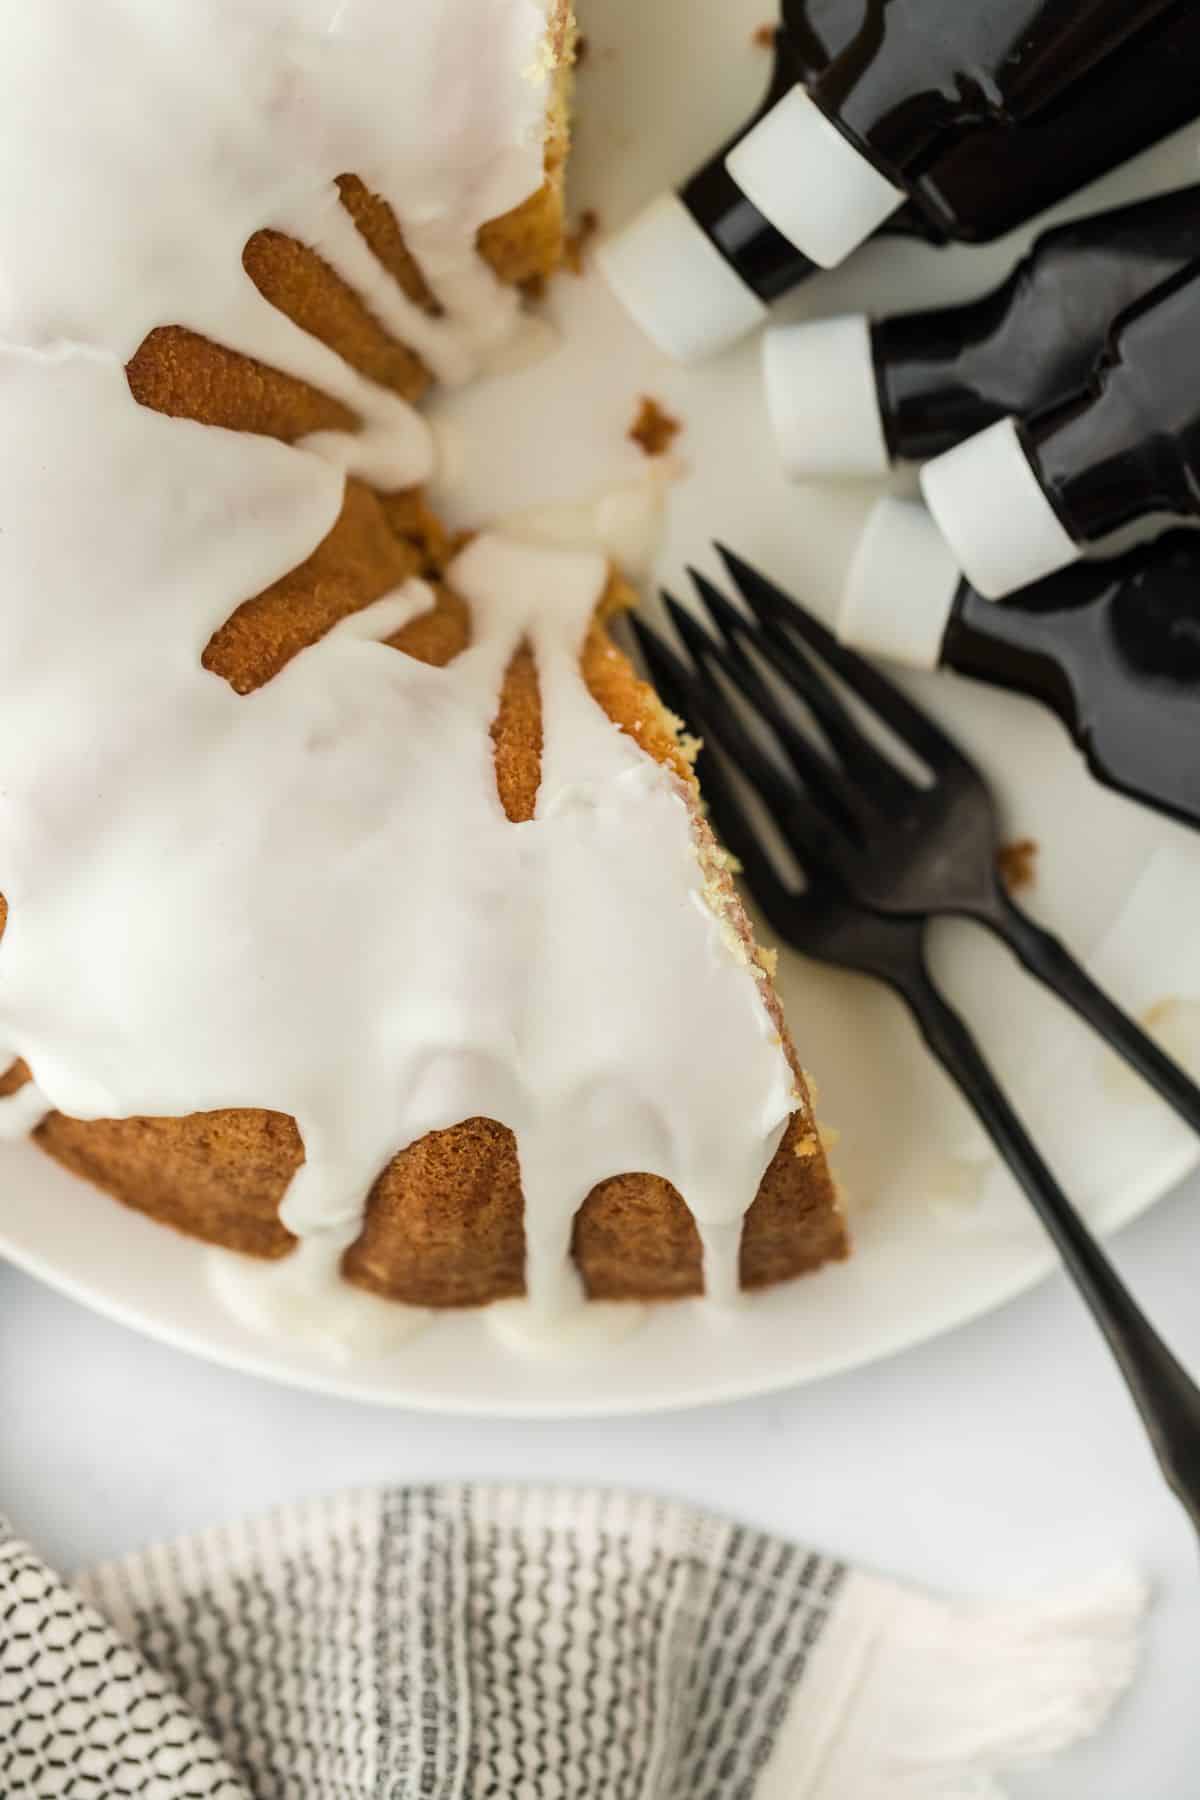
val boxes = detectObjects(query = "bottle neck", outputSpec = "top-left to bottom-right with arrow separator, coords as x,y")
942,584 -> 1080,731
601,2 -> 1200,360
678,26 -> 938,304
649,2 -> 1200,340
873,279 -> 1020,462
813,0 -> 1179,188
941,534 -> 1200,828
943,556 -> 1116,697
874,183 -> 1200,464
1024,263 -> 1200,546
678,33 -> 820,303
679,153 -> 820,305
780,0 -> 862,80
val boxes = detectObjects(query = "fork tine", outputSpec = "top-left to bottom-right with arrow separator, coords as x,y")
678,576 -> 863,834
632,604 -> 837,872
704,559 -> 917,803
700,767 -> 814,936
626,610 -> 699,720
715,544 -> 825,630
680,730 -> 810,934
664,587 -> 789,733
685,567 -> 754,644
715,543 -> 967,772
660,588 -> 724,671
626,615 -> 823,926
656,596 -> 808,827
692,562 -> 853,728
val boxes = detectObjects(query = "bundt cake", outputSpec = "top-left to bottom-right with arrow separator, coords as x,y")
0,1 -> 845,1350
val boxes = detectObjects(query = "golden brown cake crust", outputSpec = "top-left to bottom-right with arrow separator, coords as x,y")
0,84 -> 847,1305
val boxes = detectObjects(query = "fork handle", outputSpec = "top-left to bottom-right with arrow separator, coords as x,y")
898,957 -> 1200,1537
978,884 -> 1200,1134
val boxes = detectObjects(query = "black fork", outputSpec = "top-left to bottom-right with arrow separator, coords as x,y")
630,561 -> 1200,1541
706,547 -> 1200,1131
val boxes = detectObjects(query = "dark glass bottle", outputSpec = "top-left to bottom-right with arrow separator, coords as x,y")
910,7 -> 1200,245
921,258 -> 1200,598
946,536 -> 1200,830
840,501 -> 1200,828
778,0 -> 862,78
767,184 -> 1200,479
876,186 -> 1200,464
1026,261 -> 1200,547
809,1 -> 1181,217
787,1 -> 1200,248
600,2 -> 1200,363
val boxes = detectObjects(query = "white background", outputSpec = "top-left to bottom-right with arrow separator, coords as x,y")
4,2 -> 1200,1795
5,1174 -> 1200,1798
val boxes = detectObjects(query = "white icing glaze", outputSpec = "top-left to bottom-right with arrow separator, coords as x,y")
0,3 -> 549,362
0,2 -> 802,1352
497,467 -> 676,584
209,1240 -> 434,1361
486,1291 -> 649,1356
0,1081 -> 52,1143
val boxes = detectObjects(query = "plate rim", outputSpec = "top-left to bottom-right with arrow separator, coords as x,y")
5,0 -> 1200,1417
3,1133 -> 1195,1416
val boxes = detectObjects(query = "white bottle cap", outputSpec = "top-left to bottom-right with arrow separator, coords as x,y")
763,313 -> 890,479
920,417 -> 1081,600
838,498 -> 964,670
596,191 -> 768,364
726,86 -> 904,270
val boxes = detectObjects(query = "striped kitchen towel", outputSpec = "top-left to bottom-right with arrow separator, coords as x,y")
0,1484 -> 1144,1799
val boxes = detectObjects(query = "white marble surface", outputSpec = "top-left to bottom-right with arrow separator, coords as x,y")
3,1173 -> 1199,1796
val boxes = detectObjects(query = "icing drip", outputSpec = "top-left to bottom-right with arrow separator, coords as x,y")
497,469 -> 676,584
0,1 -> 555,497
0,4 -> 549,360
487,1292 -> 649,1357
0,2 -> 800,1349
210,1238 -> 434,1360
0,364 -> 795,1335
0,1082 -> 51,1143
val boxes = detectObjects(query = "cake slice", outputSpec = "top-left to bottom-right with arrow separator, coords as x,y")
0,1 -> 845,1338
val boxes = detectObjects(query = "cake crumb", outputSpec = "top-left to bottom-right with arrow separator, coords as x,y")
628,395 -> 682,458
755,945 -> 779,981
752,23 -> 776,48
564,208 -> 600,275
793,1131 -> 819,1160
574,33 -> 590,66
997,838 -> 1038,894
1144,998 -> 1176,1032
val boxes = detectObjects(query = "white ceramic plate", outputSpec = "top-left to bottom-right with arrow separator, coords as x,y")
4,0 -> 1200,1415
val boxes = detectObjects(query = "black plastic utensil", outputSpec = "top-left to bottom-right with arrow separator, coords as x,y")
630,560 -> 1200,1539
705,546 -> 1200,1134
